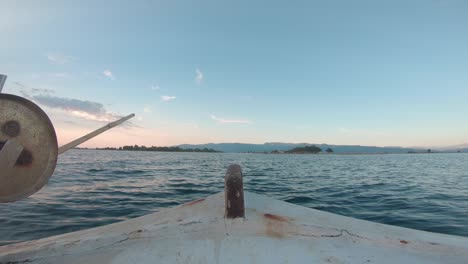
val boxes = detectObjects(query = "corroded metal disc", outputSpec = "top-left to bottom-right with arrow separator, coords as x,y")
0,94 -> 58,203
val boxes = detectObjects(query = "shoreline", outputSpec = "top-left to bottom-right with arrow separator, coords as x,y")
72,148 -> 466,155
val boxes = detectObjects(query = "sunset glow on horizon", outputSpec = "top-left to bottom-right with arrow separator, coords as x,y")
2,1 -> 468,148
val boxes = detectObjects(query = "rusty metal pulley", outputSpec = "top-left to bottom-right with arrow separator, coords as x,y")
0,74 -> 135,203
0,93 -> 58,203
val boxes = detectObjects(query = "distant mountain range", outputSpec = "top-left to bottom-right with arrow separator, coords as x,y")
175,142 -> 464,154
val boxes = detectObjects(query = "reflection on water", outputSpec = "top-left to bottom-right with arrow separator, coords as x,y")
0,150 -> 467,245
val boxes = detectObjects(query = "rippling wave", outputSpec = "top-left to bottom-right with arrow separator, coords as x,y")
0,150 -> 467,245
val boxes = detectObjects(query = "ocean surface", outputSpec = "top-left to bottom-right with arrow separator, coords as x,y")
1,150 -> 467,245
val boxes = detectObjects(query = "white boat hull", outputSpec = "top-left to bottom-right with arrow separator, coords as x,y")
1,191 -> 467,263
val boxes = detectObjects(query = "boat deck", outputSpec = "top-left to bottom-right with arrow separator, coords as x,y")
1,191 -> 467,263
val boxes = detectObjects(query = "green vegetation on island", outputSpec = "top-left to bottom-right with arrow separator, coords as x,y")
269,145 -> 334,154
97,145 -> 220,153
285,145 -> 323,154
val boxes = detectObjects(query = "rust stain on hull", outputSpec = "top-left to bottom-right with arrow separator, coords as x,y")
265,221 -> 286,238
262,213 -> 290,238
264,213 -> 289,222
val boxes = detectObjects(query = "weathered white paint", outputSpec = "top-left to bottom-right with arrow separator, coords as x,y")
1,192 -> 467,263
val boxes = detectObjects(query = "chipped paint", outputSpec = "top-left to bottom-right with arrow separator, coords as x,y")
128,230 -> 144,239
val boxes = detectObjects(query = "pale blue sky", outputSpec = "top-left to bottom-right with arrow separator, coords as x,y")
1,0 -> 467,147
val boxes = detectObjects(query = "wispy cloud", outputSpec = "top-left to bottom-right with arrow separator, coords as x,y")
33,95 -> 122,122
161,95 -> 176,102
210,114 -> 252,124
143,105 -> 152,113
103,70 -> 115,80
14,81 -> 54,94
31,87 -> 55,94
151,85 -> 160,90
195,68 -> 203,85
13,82 -> 26,88
46,53 -> 76,65
18,84 -> 124,123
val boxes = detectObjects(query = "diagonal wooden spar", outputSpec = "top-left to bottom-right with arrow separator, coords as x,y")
58,114 -> 135,155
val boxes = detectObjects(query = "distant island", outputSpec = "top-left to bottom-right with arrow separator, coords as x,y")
96,145 -> 220,153
94,144 -> 331,154
287,145 -> 324,154
176,142 -> 467,154
88,142 -> 468,154
273,145 -> 327,154
269,145 -> 333,154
